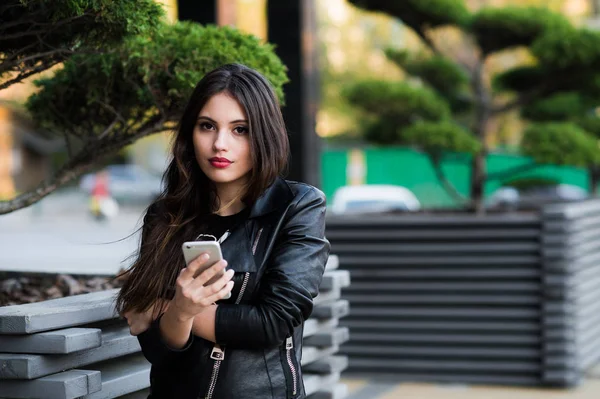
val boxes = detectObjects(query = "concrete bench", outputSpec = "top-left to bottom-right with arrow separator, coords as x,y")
0,255 -> 350,399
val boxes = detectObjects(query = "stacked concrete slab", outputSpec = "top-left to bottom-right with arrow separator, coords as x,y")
0,255 -> 349,399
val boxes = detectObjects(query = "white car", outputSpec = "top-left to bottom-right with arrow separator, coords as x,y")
330,185 -> 421,215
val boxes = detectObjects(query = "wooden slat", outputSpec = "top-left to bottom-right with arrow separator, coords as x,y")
325,255 -> 339,270
320,270 -> 350,291
0,325 -> 139,380
312,300 -> 349,320
0,290 -> 119,334
301,345 -> 339,366
82,354 -> 150,399
302,356 -> 348,375
0,328 -> 102,354
0,370 -> 101,399
303,327 -> 349,348
303,319 -> 339,338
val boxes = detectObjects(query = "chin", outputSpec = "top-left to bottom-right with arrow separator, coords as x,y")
204,171 -> 240,184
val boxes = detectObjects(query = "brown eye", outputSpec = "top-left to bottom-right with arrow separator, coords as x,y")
234,126 -> 248,135
199,122 -> 214,131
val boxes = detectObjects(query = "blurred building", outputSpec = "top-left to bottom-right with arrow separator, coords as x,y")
0,105 -> 62,198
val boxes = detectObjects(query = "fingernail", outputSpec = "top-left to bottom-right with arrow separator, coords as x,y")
202,254 -> 210,260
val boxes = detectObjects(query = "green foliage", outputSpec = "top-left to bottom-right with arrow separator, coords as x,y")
522,92 -> 587,121
27,22 -> 289,140
532,28 -> 600,70
402,121 -> 480,155
522,122 -> 600,167
0,0 -> 164,81
348,0 -> 471,33
385,49 -> 469,95
576,115 -> 600,138
124,23 -> 288,103
385,49 -> 471,113
344,80 -> 450,124
344,80 -> 451,145
470,7 -> 571,55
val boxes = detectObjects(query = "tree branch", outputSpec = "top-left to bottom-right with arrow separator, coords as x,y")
0,12 -> 92,41
0,117 -> 167,215
0,48 -> 74,72
429,154 -> 470,205
414,25 -> 474,75
0,61 -> 58,90
97,118 -> 120,141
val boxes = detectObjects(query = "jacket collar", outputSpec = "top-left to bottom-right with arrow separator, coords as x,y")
249,177 -> 294,219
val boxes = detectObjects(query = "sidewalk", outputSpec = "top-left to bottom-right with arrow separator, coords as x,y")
341,375 -> 600,399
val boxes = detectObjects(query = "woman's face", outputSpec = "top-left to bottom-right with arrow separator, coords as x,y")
193,92 -> 252,190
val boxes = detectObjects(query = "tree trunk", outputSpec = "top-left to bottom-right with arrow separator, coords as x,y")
589,166 -> 599,197
470,60 -> 491,215
470,151 -> 486,213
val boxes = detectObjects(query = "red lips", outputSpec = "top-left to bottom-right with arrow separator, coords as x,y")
209,157 -> 232,169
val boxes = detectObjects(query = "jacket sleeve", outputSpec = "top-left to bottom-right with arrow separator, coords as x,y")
137,313 -> 197,369
214,187 -> 331,349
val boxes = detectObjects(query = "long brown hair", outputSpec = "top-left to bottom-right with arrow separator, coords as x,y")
116,64 -> 289,315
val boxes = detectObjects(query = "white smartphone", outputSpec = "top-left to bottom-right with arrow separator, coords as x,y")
181,241 -> 231,299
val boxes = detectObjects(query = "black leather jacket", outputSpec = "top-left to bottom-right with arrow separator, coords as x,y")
137,179 -> 331,399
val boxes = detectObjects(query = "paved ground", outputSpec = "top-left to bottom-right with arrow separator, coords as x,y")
340,376 -> 600,398
1,191 -> 146,275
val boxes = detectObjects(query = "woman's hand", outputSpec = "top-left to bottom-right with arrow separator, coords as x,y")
123,300 -> 171,336
172,254 -> 234,322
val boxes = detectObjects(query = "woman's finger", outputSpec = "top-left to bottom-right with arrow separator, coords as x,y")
193,260 -> 228,286
191,267 -> 234,292
177,253 -> 210,284
201,280 -> 235,306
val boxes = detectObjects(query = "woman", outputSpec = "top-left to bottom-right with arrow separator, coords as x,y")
116,63 -> 330,399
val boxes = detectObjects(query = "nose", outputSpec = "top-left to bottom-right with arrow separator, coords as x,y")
213,129 -> 228,152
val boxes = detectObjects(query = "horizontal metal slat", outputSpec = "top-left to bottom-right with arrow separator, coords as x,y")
347,268 -> 540,279
345,281 -> 540,293
327,229 -> 541,241
341,345 -> 540,359
332,243 -> 539,254
344,357 -> 540,372
347,332 -> 539,345
347,306 -> 540,319
343,294 -> 540,305
340,319 -> 540,332
339,255 -> 540,266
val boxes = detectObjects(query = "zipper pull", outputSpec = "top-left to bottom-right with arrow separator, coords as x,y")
211,344 -> 225,360
286,336 -> 293,350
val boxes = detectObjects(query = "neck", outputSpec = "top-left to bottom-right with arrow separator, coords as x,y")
214,181 -> 247,216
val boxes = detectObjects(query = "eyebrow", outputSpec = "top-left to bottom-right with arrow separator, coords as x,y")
197,116 -> 248,124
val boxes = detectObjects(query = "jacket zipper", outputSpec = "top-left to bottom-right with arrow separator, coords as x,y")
235,272 -> 250,305
205,345 -> 224,399
285,336 -> 298,397
252,227 -> 263,255
205,272 -> 250,398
